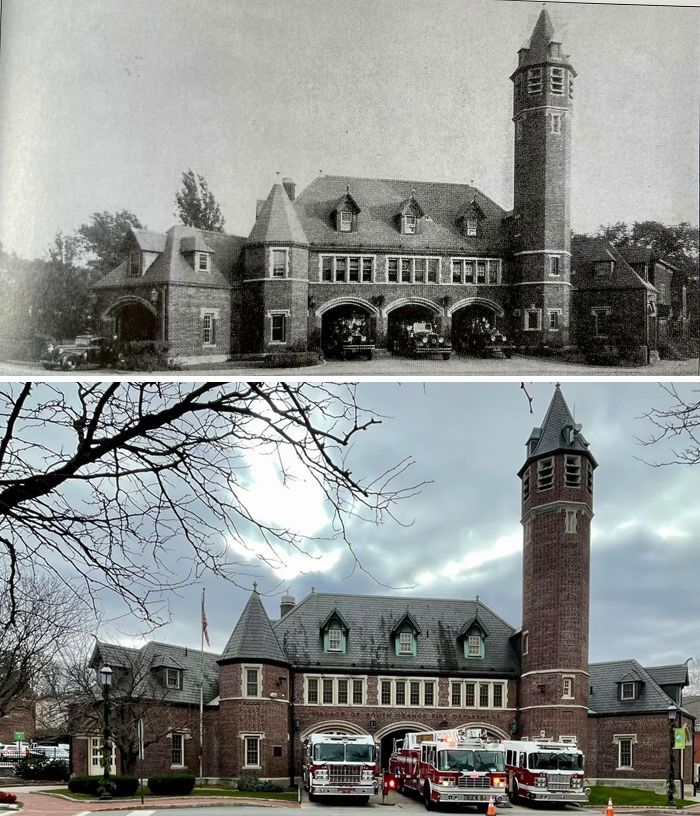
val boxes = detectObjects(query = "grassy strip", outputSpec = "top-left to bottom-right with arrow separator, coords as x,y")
47,787 -> 298,802
588,785 -> 695,808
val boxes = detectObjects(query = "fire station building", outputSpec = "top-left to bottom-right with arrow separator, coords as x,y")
73,386 -> 695,791
93,10 -> 666,366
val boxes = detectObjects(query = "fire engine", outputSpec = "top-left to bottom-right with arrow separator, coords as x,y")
302,732 -> 378,802
503,739 -> 589,804
389,727 -> 507,811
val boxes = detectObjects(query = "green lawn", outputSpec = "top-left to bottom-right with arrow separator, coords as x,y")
588,785 -> 695,808
48,787 -> 298,802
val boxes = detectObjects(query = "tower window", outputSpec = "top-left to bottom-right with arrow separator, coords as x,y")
550,67 -> 565,95
587,463 -> 594,494
537,457 -> 554,491
522,470 -> 530,501
549,309 -> 562,331
563,676 -> 574,698
569,75 -> 574,98
270,312 -> 288,344
522,631 -> 529,655
565,456 -> 581,487
525,309 -> 542,331
129,250 -> 142,277
549,256 -> 561,276
524,518 -> 532,546
527,68 -> 543,94
565,509 -> 577,534
515,119 -> 523,142
515,74 -> 524,98
271,248 -> 288,278
551,114 -> 562,134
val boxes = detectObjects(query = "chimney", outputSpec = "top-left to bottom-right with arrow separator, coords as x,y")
282,177 -> 296,201
280,592 -> 295,618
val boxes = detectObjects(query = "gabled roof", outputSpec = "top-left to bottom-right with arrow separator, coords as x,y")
334,189 -> 361,215
458,612 -> 490,639
617,670 -> 645,684
272,591 -> 520,675
219,589 -> 288,665
180,234 -> 215,254
391,610 -> 423,636
94,225 -> 243,290
588,659 -> 685,716
320,607 -> 351,631
457,196 -> 485,221
571,237 -> 658,293
520,385 -> 596,473
398,194 -> 425,218
645,664 -> 689,687
248,181 -> 308,245
292,175 -> 509,254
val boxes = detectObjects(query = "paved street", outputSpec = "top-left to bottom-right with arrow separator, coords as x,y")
1,355 -> 698,377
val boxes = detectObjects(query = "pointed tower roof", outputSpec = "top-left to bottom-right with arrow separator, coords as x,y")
515,7 -> 573,71
247,180 -> 308,245
219,588 -> 288,665
518,385 -> 597,475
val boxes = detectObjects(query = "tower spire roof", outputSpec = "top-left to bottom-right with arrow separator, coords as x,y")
247,180 -> 308,244
519,385 -> 597,474
516,7 -> 572,70
219,588 -> 288,665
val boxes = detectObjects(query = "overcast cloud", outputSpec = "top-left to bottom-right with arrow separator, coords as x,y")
94,382 -> 700,672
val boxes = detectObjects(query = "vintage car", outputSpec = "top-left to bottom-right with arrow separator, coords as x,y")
393,322 -> 451,360
325,317 -> 375,360
41,334 -> 114,371
457,318 -> 515,359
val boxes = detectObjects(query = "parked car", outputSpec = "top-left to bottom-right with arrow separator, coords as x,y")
29,743 -> 69,760
325,316 -> 375,360
40,335 -> 115,371
1,742 -> 30,758
456,317 -> 515,358
393,322 -> 451,360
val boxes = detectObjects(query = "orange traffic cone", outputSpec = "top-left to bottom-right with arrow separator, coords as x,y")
605,797 -> 614,816
487,796 -> 496,816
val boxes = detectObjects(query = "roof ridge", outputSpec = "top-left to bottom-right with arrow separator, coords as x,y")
147,639 -> 220,657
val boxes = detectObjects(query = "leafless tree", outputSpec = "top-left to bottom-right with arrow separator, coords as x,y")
687,658 -> 700,695
0,573 -> 84,717
0,382 -> 420,626
639,384 -> 700,466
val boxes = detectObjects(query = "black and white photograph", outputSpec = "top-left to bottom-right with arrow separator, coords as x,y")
0,0 -> 697,375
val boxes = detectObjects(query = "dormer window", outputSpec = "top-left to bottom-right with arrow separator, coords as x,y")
334,189 -> 361,233
466,219 -> 478,237
198,252 -> 211,272
129,250 -> 142,277
404,215 -> 417,235
398,631 -> 414,655
165,668 -> 181,689
339,211 -> 353,233
595,260 -> 614,277
620,682 -> 636,700
467,633 -> 484,658
397,194 -> 424,236
327,627 -> 343,651
321,608 -> 350,654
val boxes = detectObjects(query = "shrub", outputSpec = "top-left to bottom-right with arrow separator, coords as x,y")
0,792 -> 17,804
147,772 -> 196,796
264,351 -> 320,369
15,754 -> 68,781
237,777 -> 284,792
116,341 -> 176,372
68,774 -> 139,797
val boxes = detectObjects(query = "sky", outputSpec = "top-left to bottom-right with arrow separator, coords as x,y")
0,0 -> 698,260
85,380 -> 700,673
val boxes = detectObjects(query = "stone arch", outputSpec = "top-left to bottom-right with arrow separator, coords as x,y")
447,297 -> 504,318
383,296 -> 443,318
374,720 -> 431,741
315,296 -> 379,317
101,295 -> 157,320
455,721 -> 510,740
299,720 -> 370,741
101,295 -> 158,344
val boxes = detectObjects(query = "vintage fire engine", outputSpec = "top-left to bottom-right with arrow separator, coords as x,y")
389,728 -> 507,811
503,739 -> 589,804
302,732 -> 378,802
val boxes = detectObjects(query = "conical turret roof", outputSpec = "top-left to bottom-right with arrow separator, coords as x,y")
219,587 -> 288,665
516,8 -> 572,70
519,385 -> 597,474
247,181 -> 308,245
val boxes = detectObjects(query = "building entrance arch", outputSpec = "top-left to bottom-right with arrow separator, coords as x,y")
298,720 -> 370,742
102,297 -> 158,343
385,299 -> 443,352
318,299 -> 377,359
450,298 -> 505,355
375,721 -> 431,772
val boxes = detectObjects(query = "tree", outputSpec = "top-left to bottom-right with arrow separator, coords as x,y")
0,574 -> 84,717
639,384 -> 700,466
0,383 -> 420,627
39,232 -> 95,338
78,210 -> 143,276
175,169 -> 225,232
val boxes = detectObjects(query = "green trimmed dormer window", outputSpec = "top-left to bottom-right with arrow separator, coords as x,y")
324,626 -> 346,653
465,632 -> 485,659
397,631 -> 415,656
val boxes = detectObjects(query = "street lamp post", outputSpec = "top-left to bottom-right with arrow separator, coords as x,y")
667,703 -> 678,807
99,665 -> 114,801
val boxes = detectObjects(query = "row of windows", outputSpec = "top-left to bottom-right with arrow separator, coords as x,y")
336,210 -> 478,237
322,627 -> 486,660
523,308 -> 562,332
306,675 -> 365,705
516,67 -> 574,99
316,254 -> 503,285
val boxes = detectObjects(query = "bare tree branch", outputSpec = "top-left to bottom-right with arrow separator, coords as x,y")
638,384 -> 700,466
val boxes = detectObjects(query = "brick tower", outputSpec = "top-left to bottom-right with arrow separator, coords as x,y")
511,10 -> 576,348
517,385 -> 596,751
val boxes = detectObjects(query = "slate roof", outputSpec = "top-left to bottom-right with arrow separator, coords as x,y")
645,664 -> 689,686
588,659 -> 685,716
92,640 -> 220,706
683,694 -> 700,720
520,385 -> 596,473
95,225 -> 244,290
130,228 -> 167,253
571,237 -> 657,293
248,181 -> 308,245
271,592 -> 520,676
291,175 -> 510,255
517,10 -> 573,70
219,589 -> 288,665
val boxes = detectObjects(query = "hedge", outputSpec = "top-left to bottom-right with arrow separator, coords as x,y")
237,777 -> 284,792
147,773 -> 196,795
68,774 -> 139,796
14,754 -> 68,781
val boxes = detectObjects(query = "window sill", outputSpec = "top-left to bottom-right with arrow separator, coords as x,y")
244,765 -> 262,770
269,341 -> 287,346
616,767 -> 634,772
171,764 -> 185,770
202,344 -> 217,349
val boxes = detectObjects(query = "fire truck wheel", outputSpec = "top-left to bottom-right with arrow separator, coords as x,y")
357,796 -> 370,805
508,781 -> 519,804
308,790 -> 316,802
423,783 -> 434,811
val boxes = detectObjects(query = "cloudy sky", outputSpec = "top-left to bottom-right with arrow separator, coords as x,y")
89,381 -> 700,672
0,0 -> 697,260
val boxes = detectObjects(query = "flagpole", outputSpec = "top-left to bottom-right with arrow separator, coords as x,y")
199,587 -> 204,782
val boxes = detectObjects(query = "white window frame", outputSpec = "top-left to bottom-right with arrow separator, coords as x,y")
522,631 -> 529,656
386,255 -> 441,284
466,219 -> 478,237
537,457 -> 554,491
467,634 -> 482,657
270,247 -> 289,279
549,255 -> 561,276
171,732 -> 185,768
202,311 -> 216,347
450,257 -> 502,285
327,627 -> 342,652
304,674 -> 366,706
398,631 -> 414,655
551,113 -> 562,134
89,736 -> 116,776
197,252 -> 211,272
242,734 -> 262,769
165,668 -> 181,689
528,67 -> 543,94
404,214 -> 417,234
550,67 -> 564,95
268,311 -> 289,345
620,681 -> 636,701
562,676 -> 574,699
242,664 -> 262,698
448,679 -> 507,709
377,676 -> 441,708
592,306 -> 611,337
613,735 -> 636,770
548,309 -> 562,331
565,508 -> 578,534
524,309 -> 542,331
339,210 -> 353,232
319,254 -> 375,283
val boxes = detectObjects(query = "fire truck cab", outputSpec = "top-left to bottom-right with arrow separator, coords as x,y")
302,732 -> 378,802
389,727 -> 507,811
503,739 -> 589,804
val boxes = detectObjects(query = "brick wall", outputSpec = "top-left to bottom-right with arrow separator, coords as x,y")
166,285 -> 231,360
0,702 -> 35,744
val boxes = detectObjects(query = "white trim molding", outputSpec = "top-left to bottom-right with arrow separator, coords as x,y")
315,296 -> 379,317
521,668 -> 590,679
515,250 -> 572,257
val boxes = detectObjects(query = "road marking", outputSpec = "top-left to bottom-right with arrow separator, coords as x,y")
72,811 -> 91,816
128,811 -> 154,816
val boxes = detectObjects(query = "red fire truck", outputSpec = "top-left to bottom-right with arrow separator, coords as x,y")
302,732 -> 378,802
503,739 -> 589,804
389,727 -> 507,811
